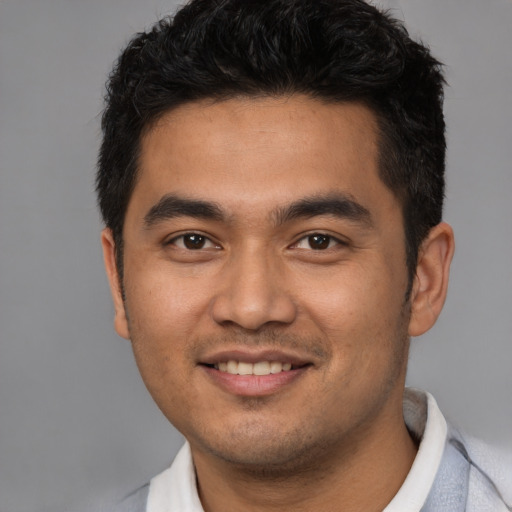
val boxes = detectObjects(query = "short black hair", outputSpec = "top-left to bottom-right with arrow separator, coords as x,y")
97,0 -> 446,286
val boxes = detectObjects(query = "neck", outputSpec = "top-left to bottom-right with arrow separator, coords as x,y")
191,391 -> 417,512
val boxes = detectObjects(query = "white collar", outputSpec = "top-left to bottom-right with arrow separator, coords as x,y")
383,388 -> 448,511
147,442 -> 202,512
147,388 -> 447,512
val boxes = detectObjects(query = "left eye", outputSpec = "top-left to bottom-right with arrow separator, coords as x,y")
169,233 -> 219,250
294,234 -> 341,250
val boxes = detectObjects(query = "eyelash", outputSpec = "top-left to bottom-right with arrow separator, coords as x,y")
167,233 -> 221,250
166,232 -> 347,251
292,233 -> 347,251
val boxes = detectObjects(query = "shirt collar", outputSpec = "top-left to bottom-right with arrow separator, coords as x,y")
383,388 -> 448,511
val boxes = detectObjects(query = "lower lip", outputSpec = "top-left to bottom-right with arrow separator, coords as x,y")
201,365 -> 309,397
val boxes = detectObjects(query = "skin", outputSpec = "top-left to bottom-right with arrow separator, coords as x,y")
102,95 -> 454,512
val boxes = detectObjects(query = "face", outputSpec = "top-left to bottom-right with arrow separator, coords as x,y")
105,96 -> 416,471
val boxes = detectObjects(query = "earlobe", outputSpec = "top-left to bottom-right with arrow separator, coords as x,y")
101,228 -> 130,340
408,222 -> 455,337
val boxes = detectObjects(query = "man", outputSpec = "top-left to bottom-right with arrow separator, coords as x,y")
96,0 -> 510,510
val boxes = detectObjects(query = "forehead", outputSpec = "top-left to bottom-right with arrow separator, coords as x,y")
131,95 -> 391,220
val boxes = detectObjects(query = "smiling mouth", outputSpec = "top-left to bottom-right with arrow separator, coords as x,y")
200,357 -> 311,395
208,360 -> 298,376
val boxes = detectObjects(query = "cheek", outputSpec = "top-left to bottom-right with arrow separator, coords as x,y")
121,263 -> 212,391
299,262 -> 407,370
301,263 -> 400,331
125,260 -> 211,339
124,281 -> 198,423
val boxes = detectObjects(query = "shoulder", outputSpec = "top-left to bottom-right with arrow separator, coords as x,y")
448,428 -> 512,511
110,483 -> 150,512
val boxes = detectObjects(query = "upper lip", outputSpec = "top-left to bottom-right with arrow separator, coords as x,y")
199,348 -> 313,367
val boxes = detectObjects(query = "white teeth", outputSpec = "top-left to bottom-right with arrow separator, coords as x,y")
227,360 -> 238,374
218,360 -> 293,375
270,361 -> 283,374
238,362 -> 253,375
253,361 -> 270,375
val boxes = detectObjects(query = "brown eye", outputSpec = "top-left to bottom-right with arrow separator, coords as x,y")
293,233 -> 344,251
169,233 -> 219,250
182,234 -> 206,249
308,234 -> 331,250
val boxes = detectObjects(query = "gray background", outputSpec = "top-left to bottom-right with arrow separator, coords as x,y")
0,1 -> 511,511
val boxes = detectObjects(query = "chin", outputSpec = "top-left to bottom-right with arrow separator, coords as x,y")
192,418 -> 337,476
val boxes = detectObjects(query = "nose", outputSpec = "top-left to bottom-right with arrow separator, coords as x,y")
211,246 -> 297,331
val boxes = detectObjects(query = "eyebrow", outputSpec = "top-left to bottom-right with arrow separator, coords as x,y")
272,194 -> 373,227
144,194 -> 224,228
143,192 -> 372,229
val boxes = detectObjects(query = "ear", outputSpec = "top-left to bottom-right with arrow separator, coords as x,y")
101,228 -> 130,340
408,222 -> 455,337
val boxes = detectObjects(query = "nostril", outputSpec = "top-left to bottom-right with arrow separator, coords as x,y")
211,292 -> 297,331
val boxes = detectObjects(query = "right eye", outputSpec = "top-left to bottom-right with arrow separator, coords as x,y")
167,233 -> 220,250
292,233 -> 347,251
